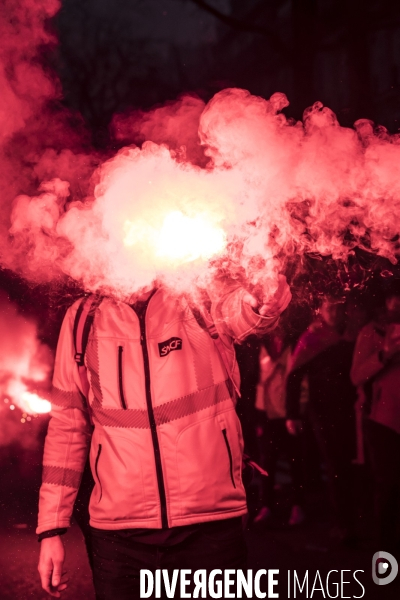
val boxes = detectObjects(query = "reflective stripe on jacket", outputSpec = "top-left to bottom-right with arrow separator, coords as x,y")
37,286 -> 279,533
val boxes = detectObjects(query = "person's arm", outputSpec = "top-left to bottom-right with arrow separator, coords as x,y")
38,536 -> 67,598
350,323 -> 384,387
212,275 -> 291,341
37,302 -> 93,597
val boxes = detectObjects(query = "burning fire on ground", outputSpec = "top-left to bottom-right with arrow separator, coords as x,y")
0,292 -> 52,443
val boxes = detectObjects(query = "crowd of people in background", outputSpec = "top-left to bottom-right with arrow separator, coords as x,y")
236,282 -> 400,559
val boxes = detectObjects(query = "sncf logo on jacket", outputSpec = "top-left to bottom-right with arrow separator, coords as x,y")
158,337 -> 182,357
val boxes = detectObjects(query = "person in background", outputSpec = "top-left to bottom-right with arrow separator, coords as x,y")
351,286 -> 400,556
285,295 -> 365,543
235,335 -> 262,463
253,329 -> 305,526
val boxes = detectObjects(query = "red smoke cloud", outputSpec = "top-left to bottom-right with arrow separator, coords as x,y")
0,0 -> 60,271
0,0 -> 59,143
111,94 -> 207,165
1,2 -> 400,302
0,0 -> 99,283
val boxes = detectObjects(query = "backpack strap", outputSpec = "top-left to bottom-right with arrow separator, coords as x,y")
188,303 -> 241,398
190,301 -> 267,478
73,294 -> 103,399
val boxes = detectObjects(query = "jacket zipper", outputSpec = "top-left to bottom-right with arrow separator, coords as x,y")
118,346 -> 127,409
222,429 -> 236,488
95,444 -> 103,501
132,292 -> 168,528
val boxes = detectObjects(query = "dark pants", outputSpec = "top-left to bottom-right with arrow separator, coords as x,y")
365,419 -> 400,553
91,522 -> 247,600
260,418 -> 304,508
73,458 -> 95,571
309,409 -> 355,533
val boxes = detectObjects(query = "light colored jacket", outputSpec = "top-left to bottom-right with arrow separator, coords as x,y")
351,321 -> 400,435
256,346 -> 290,419
37,286 -> 279,533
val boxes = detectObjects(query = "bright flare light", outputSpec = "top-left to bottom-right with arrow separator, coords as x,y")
156,211 -> 226,262
6,379 -> 51,415
20,391 -> 51,414
124,210 -> 226,264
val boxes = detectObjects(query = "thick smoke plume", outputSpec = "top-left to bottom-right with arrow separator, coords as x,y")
111,94 -> 207,166
0,0 -> 98,284
2,2 -> 400,302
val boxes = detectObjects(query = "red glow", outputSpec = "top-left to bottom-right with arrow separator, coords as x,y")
1,3 -> 400,303
0,293 -> 52,417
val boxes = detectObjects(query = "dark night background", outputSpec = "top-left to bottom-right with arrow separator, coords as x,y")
1,1 -> 400,598
54,0 -> 400,138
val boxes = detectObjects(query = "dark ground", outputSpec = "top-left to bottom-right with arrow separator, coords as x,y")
1,464 -> 399,600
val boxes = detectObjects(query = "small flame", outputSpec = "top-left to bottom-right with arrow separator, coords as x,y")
20,391 -> 51,414
6,379 -> 51,415
0,293 -> 53,419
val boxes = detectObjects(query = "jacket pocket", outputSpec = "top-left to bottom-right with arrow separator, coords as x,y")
221,428 -> 236,489
94,444 -> 103,502
175,411 -> 245,517
118,346 -> 127,409
89,430 -> 148,522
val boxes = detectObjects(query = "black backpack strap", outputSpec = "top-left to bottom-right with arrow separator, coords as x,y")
73,294 -> 103,398
188,304 -> 217,336
73,297 -> 88,365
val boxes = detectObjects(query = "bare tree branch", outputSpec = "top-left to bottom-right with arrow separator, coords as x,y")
189,0 -> 292,61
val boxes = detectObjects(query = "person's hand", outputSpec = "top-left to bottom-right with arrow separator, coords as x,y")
243,275 -> 292,317
38,536 -> 68,597
286,419 -> 302,436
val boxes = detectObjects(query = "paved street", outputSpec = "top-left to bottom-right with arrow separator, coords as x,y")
1,493 -> 399,599
0,443 -> 398,600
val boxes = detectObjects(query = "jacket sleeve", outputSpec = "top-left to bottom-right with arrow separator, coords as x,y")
37,301 -> 93,534
350,323 -> 384,387
211,285 -> 281,342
